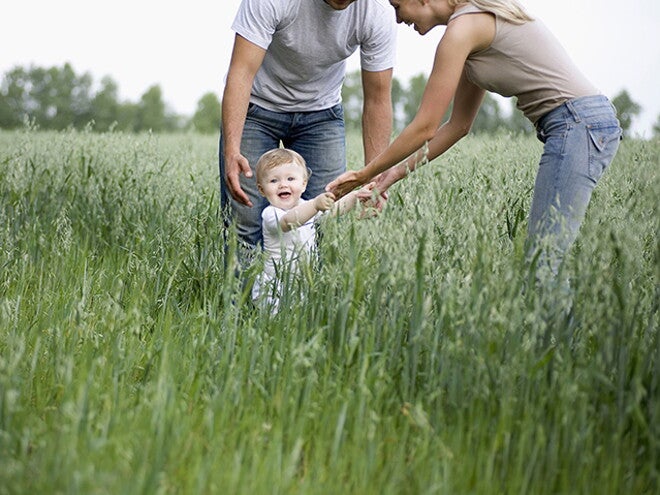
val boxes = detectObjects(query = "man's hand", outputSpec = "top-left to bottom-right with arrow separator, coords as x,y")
224,152 -> 254,207
313,192 -> 336,212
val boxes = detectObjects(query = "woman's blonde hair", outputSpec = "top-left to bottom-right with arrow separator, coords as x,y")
255,148 -> 310,184
448,0 -> 533,24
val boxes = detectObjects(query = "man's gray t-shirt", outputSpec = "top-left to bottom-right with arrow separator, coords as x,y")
232,0 -> 397,112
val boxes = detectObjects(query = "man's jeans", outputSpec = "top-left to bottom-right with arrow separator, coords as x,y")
528,95 -> 622,278
220,103 -> 346,250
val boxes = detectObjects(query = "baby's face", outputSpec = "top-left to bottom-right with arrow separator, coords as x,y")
258,162 -> 308,210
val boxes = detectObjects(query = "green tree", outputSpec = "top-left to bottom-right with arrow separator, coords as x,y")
26,63 -> 93,129
191,92 -> 222,134
390,76 -> 405,132
506,97 -> 533,134
136,85 -> 166,131
90,76 -> 121,132
115,102 -> 139,132
401,73 -> 427,125
0,66 -> 29,128
652,114 -> 660,138
0,64 -> 188,133
134,85 -> 180,132
8,66 -> 50,126
341,70 -> 363,130
49,63 -> 93,129
611,89 -> 641,137
0,63 -> 94,130
471,93 -> 504,133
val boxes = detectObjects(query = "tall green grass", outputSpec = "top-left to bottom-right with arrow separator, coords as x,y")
0,128 -> 657,494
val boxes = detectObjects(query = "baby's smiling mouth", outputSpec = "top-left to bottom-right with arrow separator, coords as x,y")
278,191 -> 292,198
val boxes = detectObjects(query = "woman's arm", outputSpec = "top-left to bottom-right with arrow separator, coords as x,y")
327,13 -> 494,198
383,71 -> 486,189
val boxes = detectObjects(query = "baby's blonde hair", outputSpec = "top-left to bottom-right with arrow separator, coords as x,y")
448,0 -> 533,24
255,148 -> 310,185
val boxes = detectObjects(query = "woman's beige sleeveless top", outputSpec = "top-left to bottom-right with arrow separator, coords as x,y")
449,4 -> 599,123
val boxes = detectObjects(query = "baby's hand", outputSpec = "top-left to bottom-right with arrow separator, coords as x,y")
313,192 -> 336,212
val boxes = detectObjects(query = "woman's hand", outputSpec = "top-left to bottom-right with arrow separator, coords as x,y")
326,169 -> 366,200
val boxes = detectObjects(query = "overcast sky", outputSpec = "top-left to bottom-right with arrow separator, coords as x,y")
2,0 -> 658,136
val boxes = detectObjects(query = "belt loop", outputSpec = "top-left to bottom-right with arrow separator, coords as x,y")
565,98 -> 581,123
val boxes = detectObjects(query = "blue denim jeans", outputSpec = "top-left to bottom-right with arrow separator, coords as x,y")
219,103 -> 346,249
528,95 -> 622,278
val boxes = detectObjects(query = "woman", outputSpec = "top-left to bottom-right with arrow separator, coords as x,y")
327,0 -> 622,278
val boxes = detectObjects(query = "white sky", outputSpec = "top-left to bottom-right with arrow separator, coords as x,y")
2,0 -> 659,136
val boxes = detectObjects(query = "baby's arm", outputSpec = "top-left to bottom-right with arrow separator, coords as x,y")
279,193 -> 335,232
330,182 -> 377,216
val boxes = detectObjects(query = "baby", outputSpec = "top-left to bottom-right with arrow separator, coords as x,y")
252,148 -> 370,309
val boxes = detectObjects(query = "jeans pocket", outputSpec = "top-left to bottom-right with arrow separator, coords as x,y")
326,104 -> 345,121
246,103 -> 263,118
587,123 -> 621,181
587,123 -> 621,151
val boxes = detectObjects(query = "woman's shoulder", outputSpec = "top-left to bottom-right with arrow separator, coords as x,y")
449,3 -> 485,22
443,6 -> 496,53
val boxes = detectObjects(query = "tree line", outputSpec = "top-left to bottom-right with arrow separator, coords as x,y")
0,64 -> 221,134
1,63 -> 654,137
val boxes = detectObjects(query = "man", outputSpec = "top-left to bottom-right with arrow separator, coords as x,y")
220,0 -> 397,255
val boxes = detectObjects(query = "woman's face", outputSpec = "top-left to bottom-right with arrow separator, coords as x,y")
389,0 -> 436,35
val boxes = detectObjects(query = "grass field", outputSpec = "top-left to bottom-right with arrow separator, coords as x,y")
0,128 -> 658,494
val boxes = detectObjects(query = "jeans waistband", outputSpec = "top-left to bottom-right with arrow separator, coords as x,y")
536,95 -> 612,131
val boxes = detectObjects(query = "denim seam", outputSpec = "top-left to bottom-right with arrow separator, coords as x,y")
565,99 -> 581,124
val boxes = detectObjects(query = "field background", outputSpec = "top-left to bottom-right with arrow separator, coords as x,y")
0,128 -> 658,494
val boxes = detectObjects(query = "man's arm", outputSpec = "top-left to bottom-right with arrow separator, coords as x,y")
222,34 -> 267,207
360,68 -> 393,164
359,68 -> 393,208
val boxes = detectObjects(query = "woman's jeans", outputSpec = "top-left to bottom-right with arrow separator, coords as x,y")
219,103 -> 346,252
528,95 -> 622,280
